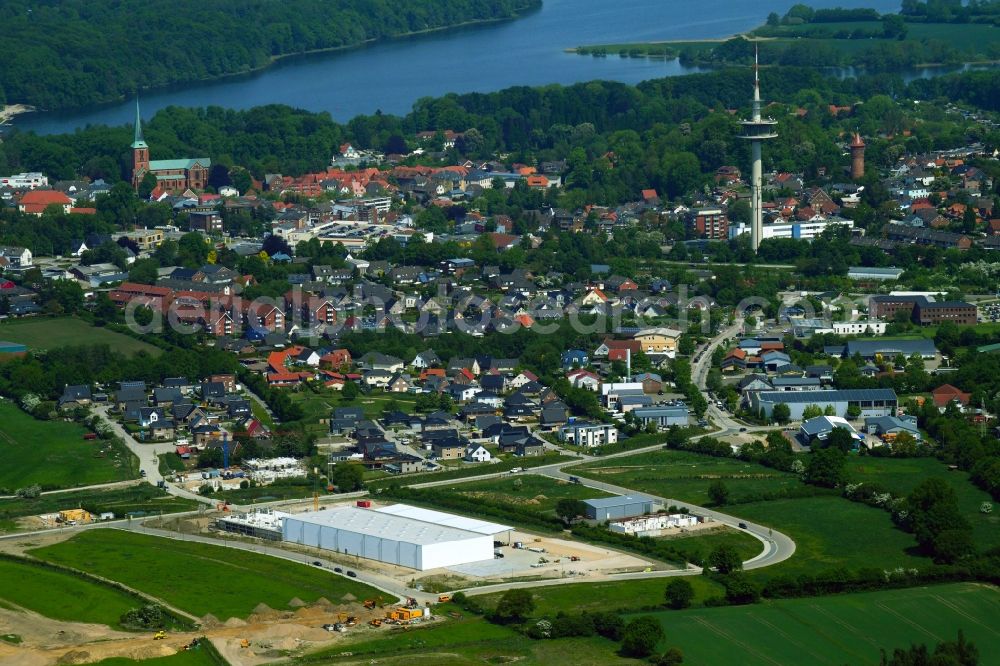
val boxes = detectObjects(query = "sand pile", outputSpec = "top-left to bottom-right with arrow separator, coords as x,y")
287,597 -> 306,608
223,617 -> 247,627
56,650 -> 90,665
200,614 -> 221,628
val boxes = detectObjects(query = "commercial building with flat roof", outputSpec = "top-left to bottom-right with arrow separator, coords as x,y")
583,495 -> 659,521
848,266 -> 904,281
749,388 -> 897,420
631,405 -> 688,428
869,295 -> 976,326
282,504 -> 509,571
845,338 -> 937,360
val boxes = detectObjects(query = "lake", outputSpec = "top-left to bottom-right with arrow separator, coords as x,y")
15,0 -> 903,135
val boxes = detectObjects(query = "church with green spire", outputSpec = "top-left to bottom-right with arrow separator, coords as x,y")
131,98 -> 211,194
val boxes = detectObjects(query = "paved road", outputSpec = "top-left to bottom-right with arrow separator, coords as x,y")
535,468 -> 793,570
0,478 -> 142,500
92,405 -> 213,506
2,320 -> 795,604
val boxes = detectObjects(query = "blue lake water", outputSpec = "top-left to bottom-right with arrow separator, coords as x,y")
14,0 -> 905,134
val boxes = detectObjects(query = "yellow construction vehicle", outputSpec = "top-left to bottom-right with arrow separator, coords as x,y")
240,639 -> 250,649
153,631 -> 167,640
363,599 -> 376,609
437,594 -> 451,603
337,612 -> 349,622
369,618 -> 382,627
346,616 -> 358,627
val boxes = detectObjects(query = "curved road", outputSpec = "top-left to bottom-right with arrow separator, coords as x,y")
7,317 -> 794,602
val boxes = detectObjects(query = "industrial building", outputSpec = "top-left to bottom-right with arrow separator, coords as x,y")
281,504 -> 511,571
630,405 -> 688,428
583,495 -> 659,521
749,388 -> 898,420
216,508 -> 285,540
844,338 -> 937,360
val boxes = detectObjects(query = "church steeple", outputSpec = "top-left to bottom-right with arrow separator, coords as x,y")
131,97 -> 150,190
131,97 -> 148,149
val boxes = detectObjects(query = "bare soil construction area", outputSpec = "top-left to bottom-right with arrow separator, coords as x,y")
0,599 -> 440,666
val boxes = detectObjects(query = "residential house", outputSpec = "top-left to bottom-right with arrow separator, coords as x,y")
465,444 -> 492,462
931,384 -> 971,411
561,349 -> 589,370
632,327 -> 682,355
558,422 -> 618,448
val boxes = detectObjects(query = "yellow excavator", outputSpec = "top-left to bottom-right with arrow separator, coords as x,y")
153,631 -> 167,640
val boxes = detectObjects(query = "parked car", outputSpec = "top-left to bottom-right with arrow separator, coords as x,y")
333,567 -> 343,573
346,571 -> 357,578
738,522 -> 748,529
312,561 -> 322,567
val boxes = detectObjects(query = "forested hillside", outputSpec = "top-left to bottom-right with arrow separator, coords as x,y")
0,0 -> 539,110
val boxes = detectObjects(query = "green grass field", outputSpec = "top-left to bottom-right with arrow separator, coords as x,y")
636,583 -> 1000,665
450,475 -> 614,514
0,485 -> 200,533
576,449 -> 806,506
299,613 -> 632,665
575,449 -> 943,576
734,496 -> 927,576
0,557 -> 140,628
847,457 -> 1000,550
663,527 -> 762,565
0,317 -> 161,356
474,575 -> 724,616
0,400 -> 137,492
30,529 -> 383,621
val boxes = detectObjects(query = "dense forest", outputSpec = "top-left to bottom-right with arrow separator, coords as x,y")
0,0 -> 539,110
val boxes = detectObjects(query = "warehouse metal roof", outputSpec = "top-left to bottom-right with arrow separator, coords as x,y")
285,506 -> 484,545
845,338 -> 937,357
375,504 -> 511,535
583,495 -> 656,509
756,388 -> 897,403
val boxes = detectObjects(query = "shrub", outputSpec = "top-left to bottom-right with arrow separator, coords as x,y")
621,616 -> 664,657
120,604 -> 166,629
664,578 -> 694,609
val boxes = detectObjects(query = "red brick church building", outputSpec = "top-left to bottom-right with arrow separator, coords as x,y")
131,100 -> 210,192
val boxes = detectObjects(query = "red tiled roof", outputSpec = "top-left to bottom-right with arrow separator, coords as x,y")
19,190 -> 71,206
931,383 -> 971,407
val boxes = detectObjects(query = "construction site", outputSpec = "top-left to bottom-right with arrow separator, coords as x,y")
0,589 -> 449,666
208,499 -> 660,586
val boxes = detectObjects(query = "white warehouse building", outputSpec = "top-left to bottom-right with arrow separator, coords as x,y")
281,504 -> 511,571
